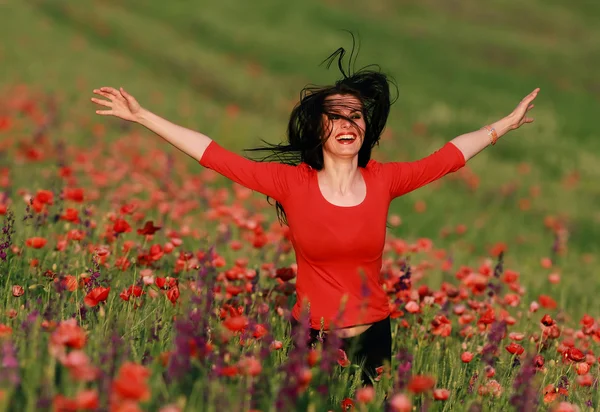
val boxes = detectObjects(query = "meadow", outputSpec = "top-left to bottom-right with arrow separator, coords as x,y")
1,0 -> 600,410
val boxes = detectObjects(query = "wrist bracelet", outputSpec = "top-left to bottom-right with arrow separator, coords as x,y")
482,125 -> 498,145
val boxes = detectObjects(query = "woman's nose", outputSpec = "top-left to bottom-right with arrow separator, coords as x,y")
339,118 -> 351,128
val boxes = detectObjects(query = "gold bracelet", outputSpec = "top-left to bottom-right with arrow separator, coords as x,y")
482,125 -> 498,145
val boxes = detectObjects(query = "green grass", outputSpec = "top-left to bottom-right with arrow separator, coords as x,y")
1,2 -> 600,409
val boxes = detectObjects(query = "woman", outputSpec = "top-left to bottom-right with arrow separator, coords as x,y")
91,48 -> 539,385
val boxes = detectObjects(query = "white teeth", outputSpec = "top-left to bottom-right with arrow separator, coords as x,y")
336,135 -> 356,141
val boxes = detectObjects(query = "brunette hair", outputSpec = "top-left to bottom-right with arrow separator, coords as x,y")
245,33 -> 398,225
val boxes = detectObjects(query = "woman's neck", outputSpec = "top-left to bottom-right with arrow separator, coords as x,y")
319,155 -> 361,194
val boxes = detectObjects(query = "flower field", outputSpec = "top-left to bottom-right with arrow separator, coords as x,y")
0,85 -> 598,412
2,1 -> 600,411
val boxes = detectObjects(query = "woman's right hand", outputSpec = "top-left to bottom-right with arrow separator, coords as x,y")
91,87 -> 142,123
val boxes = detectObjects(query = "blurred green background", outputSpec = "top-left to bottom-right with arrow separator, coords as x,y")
2,0 -> 600,313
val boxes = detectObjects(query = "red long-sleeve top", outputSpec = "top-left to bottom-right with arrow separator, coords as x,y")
199,141 -> 466,330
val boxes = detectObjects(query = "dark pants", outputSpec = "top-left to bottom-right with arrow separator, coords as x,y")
290,316 -> 392,385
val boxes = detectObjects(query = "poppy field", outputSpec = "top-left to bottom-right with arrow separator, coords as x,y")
2,1 -> 600,411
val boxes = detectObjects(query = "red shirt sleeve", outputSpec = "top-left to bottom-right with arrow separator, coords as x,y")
199,140 -> 298,202
381,142 -> 466,199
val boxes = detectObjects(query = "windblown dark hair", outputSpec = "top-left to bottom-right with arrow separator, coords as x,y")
244,33 -> 399,226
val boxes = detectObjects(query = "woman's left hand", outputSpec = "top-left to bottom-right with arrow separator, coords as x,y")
506,88 -> 540,130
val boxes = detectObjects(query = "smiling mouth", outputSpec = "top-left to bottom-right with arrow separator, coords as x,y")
335,134 -> 357,143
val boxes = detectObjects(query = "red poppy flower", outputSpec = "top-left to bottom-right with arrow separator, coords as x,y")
12,285 -> 24,297
408,375 -> 436,394
112,362 -> 150,401
341,398 -> 354,411
337,349 -> 351,367
223,315 -> 249,332
67,229 -> 85,241
433,388 -> 450,401
252,324 -> 268,339
534,355 -> 545,370
461,352 -> 474,363
356,386 -> 375,403
0,116 -> 11,131
505,343 -> 525,356
580,314 -> 594,329
119,203 -> 138,215
567,347 -> 585,362
0,324 -> 13,338
489,242 -> 507,257
61,208 -> 80,223
238,356 -> 262,377
541,314 -> 555,327
219,366 -> 239,377
84,287 -> 110,307
63,275 -> 78,292
478,307 -> 495,325
149,244 -> 164,261
35,189 -> 54,205
26,237 -> 47,249
113,218 -> 131,234
50,319 -> 87,349
307,349 -> 319,367
539,295 -> 557,309
53,389 -> 99,411
63,187 -> 84,202
577,374 -> 593,387
156,277 -> 177,290
431,315 -> 452,337
137,220 -> 161,235
166,286 -> 180,304
275,267 -> 295,282
120,285 -> 144,302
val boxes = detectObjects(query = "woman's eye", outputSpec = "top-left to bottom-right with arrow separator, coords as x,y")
352,114 -> 362,119
328,114 -> 341,120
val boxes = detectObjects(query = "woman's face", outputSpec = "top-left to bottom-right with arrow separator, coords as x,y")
321,94 -> 366,160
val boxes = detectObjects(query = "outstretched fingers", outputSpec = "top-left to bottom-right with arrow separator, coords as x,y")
92,89 -> 116,104
100,86 -> 120,97
119,87 -> 135,103
91,97 -> 113,108
522,88 -> 540,105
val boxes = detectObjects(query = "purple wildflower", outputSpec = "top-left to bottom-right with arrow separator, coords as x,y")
36,379 -> 53,410
97,332 -> 129,409
275,306 -> 314,410
1,341 -> 20,386
21,310 -> 40,336
468,371 -> 478,394
510,354 -> 539,412
166,255 -> 217,383
557,375 -> 569,391
493,251 -> 504,278
394,347 -> 413,392
397,258 -> 412,292
487,252 -> 504,299
0,208 -> 15,263
481,320 -> 507,367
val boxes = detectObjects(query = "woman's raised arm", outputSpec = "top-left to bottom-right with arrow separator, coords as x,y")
450,88 -> 540,161
382,88 -> 540,199
91,86 -> 299,202
91,87 -> 211,161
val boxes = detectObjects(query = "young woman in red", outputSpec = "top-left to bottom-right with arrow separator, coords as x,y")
91,48 -> 539,385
